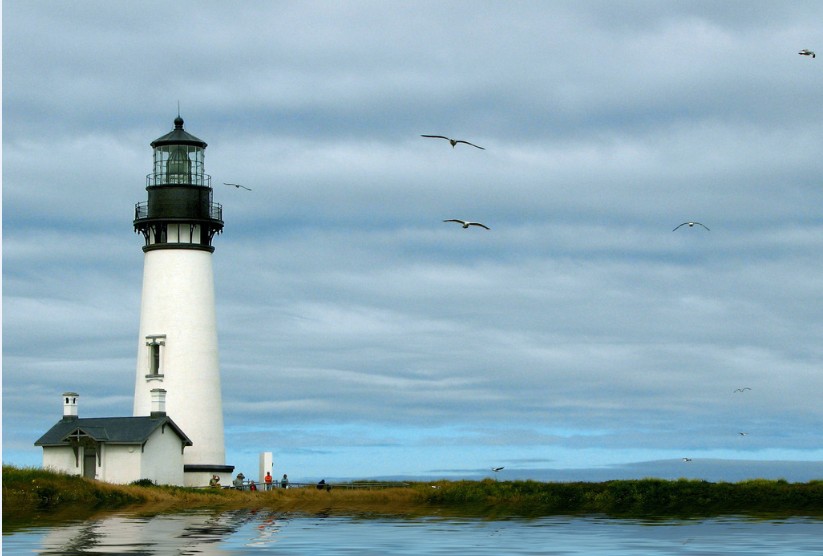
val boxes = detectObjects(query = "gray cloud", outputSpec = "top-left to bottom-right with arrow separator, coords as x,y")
4,1 -> 823,481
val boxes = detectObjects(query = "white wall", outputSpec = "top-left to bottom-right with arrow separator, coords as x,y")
98,444 -> 143,484
140,425 -> 186,486
133,249 -> 226,468
42,446 -> 80,476
184,470 -> 228,488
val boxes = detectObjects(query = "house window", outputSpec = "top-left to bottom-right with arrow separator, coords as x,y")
145,335 -> 166,380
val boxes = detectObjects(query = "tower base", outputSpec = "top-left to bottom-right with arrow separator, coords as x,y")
184,464 -> 235,488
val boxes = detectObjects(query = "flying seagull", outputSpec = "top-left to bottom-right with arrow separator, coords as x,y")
682,458 -> 692,462
421,135 -> 485,150
224,182 -> 252,191
733,387 -> 752,393
444,219 -> 490,230
673,221 -> 710,231
799,49 -> 816,58
492,467 -> 504,472
738,432 -> 749,436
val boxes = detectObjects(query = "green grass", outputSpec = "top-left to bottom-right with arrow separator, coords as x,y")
4,465 -> 823,526
3,465 -> 144,511
421,478 -> 823,517
2,465 -> 254,525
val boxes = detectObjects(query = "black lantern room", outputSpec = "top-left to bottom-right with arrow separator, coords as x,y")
134,116 -> 223,252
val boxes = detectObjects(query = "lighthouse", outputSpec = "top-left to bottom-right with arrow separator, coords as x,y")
132,116 -> 233,486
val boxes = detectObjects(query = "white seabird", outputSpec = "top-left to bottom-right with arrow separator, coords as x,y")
799,49 -> 816,58
421,135 -> 485,150
444,219 -> 490,230
224,182 -> 252,191
673,221 -> 710,231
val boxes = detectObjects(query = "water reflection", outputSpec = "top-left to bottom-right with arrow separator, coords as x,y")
33,508 -> 286,555
4,510 -> 822,555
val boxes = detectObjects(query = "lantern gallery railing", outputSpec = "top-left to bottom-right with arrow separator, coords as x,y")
134,201 -> 223,221
145,173 -> 212,187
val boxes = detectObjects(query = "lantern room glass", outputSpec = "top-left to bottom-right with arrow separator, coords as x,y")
152,144 -> 206,186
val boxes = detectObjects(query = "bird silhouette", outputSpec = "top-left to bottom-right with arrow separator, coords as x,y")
733,387 -> 752,393
739,432 -> 749,436
224,182 -> 251,191
421,135 -> 485,150
799,49 -> 816,58
492,467 -> 504,472
682,458 -> 692,462
444,219 -> 490,230
673,221 -> 710,231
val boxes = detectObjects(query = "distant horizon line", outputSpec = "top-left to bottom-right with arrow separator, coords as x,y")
294,458 -> 823,484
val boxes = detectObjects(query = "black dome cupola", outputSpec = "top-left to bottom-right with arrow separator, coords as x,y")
134,116 -> 223,252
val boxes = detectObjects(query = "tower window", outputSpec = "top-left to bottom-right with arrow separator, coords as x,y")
145,335 -> 166,379
148,224 -> 168,245
150,344 -> 160,374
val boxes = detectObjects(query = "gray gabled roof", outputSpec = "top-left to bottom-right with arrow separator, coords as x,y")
34,415 -> 192,447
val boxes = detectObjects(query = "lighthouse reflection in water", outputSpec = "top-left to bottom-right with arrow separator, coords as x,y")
13,510 -> 822,555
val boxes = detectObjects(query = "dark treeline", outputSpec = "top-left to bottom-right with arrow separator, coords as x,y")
423,478 -> 823,517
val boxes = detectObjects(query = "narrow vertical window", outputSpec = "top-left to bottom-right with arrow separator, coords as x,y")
150,343 -> 160,375
145,335 -> 166,379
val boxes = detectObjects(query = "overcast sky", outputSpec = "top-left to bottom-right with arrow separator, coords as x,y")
4,1 -> 823,483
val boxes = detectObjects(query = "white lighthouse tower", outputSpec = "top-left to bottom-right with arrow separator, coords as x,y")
132,116 -> 233,486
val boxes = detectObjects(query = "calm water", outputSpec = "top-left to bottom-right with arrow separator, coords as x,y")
3,509 -> 822,555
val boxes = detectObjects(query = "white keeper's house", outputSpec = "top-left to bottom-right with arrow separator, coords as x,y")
35,391 -> 191,485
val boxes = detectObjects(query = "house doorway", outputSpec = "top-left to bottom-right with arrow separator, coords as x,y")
83,448 -> 97,479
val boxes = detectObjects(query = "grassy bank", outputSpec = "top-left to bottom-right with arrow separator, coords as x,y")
2,465 -> 254,525
425,478 -> 823,517
4,465 -> 823,525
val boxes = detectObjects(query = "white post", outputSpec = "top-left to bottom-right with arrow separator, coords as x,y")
259,452 -> 273,489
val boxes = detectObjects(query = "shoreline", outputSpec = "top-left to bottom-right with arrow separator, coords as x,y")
4,465 -> 823,527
